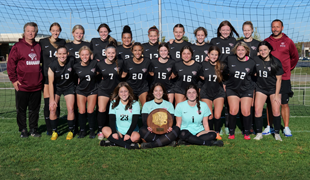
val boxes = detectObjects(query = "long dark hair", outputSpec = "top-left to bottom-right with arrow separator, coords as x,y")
257,41 -> 280,75
186,84 -> 201,115
110,82 -> 136,110
105,42 -> 119,74
146,83 -> 169,102
208,46 -> 224,82
180,45 -> 193,61
97,23 -> 116,44
217,20 -> 239,38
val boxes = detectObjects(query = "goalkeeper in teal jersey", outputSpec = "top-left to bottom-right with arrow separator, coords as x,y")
100,82 -> 140,149
140,83 -> 180,149
175,85 -> 223,146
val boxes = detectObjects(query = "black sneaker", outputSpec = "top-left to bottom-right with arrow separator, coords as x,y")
211,140 -> 224,147
140,142 -> 152,149
89,130 -> 96,139
99,140 -> 111,147
129,143 -> 140,150
78,131 -> 86,138
177,139 -> 187,145
20,129 -> 29,138
30,129 -> 41,137
168,141 -> 177,147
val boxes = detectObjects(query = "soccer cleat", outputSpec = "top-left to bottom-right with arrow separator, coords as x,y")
129,143 -> 141,149
51,131 -> 58,140
211,140 -> 224,147
219,129 -> 223,136
177,139 -> 187,145
78,131 -> 86,138
97,132 -> 104,140
216,133 -> 222,140
140,142 -> 152,149
89,130 -> 96,139
168,141 -> 177,147
275,134 -> 283,141
262,126 -> 271,135
283,127 -> 292,137
20,129 -> 29,138
99,140 -> 111,146
244,135 -> 251,140
254,133 -> 263,140
30,129 -> 41,137
66,131 -> 74,140
228,135 -> 235,139
224,127 -> 229,135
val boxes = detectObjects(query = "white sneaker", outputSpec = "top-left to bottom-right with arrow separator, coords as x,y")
284,127 -> 292,137
254,133 -> 263,140
275,134 -> 282,141
97,132 -> 104,140
224,127 -> 229,135
262,126 -> 271,135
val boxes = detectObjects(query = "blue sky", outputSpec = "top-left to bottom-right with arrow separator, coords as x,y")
0,0 -> 309,43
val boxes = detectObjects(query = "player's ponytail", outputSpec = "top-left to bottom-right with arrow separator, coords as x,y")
122,25 -> 132,38
148,25 -> 159,35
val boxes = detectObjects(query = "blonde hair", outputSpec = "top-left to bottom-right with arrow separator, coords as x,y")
23,22 -> 38,38
72,24 -> 85,34
242,21 -> 254,30
232,41 -> 250,57
78,46 -> 93,57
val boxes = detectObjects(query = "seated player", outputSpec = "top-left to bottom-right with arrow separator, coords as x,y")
139,83 -> 180,149
100,82 -> 140,149
176,85 -> 223,147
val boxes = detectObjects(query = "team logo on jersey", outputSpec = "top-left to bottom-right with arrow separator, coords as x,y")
167,68 -> 171,72
78,71 -> 82,74
102,69 -> 106,71
204,50 -> 208,54
192,71 -> 197,75
268,67 -> 271,71
229,43 -> 234,47
31,49 -> 34,51
91,68 -> 96,73
256,64 -> 260,66
145,49 -> 149,51
245,68 -> 250,72
128,109 -> 132,113
119,52 -> 123,54
171,47 -> 175,49
205,68 -> 209,71
28,53 -> 37,60
179,69 -> 183,71
251,46 -> 257,50
68,68 -> 72,72
142,68 -> 147,73
231,65 -> 236,67
216,42 -> 220,45
45,46 -> 49,48
69,48 -> 73,50
114,67 -> 119,71
280,42 -> 286,47
95,44 -> 99,46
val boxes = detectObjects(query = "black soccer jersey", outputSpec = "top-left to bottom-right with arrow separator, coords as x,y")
73,59 -> 98,93
97,59 -> 124,95
123,58 -> 151,93
191,43 -> 211,63
168,41 -> 191,61
210,36 -> 236,62
49,57 -> 75,90
117,45 -> 133,61
66,41 -> 91,64
201,61 -> 224,95
39,37 -> 66,77
149,58 -> 175,91
237,39 -> 260,58
172,61 -> 203,94
253,56 -> 283,92
90,38 -> 113,61
142,42 -> 159,60
223,55 -> 256,92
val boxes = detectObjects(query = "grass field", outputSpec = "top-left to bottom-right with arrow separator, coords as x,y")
1,116 -> 310,179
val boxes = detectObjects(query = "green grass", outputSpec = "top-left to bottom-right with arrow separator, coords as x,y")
1,116 -> 310,179
292,67 -> 310,75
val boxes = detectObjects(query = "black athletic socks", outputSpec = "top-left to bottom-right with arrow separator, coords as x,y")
243,115 -> 251,136
273,115 -> 281,134
255,116 -> 263,133
50,119 -> 58,131
97,112 -> 106,132
79,113 -> 87,131
208,119 -> 214,130
214,118 -> 222,133
67,119 -> 75,131
228,114 -> 237,135
44,98 -> 52,133
88,112 -> 96,131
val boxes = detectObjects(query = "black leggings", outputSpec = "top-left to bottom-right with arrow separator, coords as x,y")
179,130 -> 216,146
139,126 -> 180,147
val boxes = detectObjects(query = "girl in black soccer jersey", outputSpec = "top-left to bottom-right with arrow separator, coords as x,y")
170,45 -> 202,106
121,42 -> 151,106
210,20 -> 239,136
223,42 -> 255,140
200,46 -> 225,140
96,42 -> 123,140
100,82 -> 140,149
90,23 -> 117,61
139,83 -> 180,149
191,27 -> 211,63
117,25 -> 133,61
48,46 -> 76,141
253,41 -> 283,141
142,26 -> 160,60
66,25 -> 91,64
39,22 -> 66,135
149,43 -> 175,103
73,46 -> 98,138
168,24 -> 191,61
176,85 -> 223,147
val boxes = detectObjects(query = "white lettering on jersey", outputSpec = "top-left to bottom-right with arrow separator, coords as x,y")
26,60 -> 40,65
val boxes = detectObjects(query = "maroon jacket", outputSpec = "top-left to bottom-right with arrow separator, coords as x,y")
264,33 -> 299,80
7,38 -> 43,92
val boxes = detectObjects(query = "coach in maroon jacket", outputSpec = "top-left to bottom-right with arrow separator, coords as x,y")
264,19 -> 299,137
7,22 -> 43,138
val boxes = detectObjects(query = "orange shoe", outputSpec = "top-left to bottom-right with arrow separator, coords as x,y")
216,133 -> 222,140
